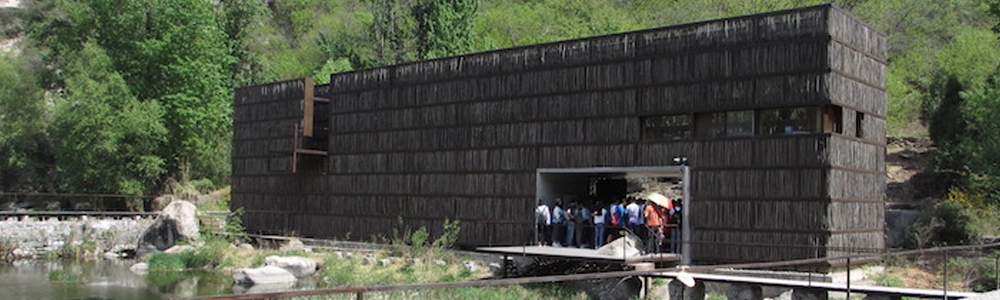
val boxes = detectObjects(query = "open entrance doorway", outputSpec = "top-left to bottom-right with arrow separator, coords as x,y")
535,166 -> 691,264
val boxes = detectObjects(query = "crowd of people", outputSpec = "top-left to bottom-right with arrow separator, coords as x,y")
534,195 -> 682,254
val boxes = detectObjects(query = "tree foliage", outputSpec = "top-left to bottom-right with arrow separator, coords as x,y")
413,0 -> 477,59
49,43 -> 167,196
0,54 -> 48,191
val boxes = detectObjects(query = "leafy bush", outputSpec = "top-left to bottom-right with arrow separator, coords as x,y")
0,239 -> 18,262
410,226 -> 430,257
432,218 -> 461,250
146,251 -> 215,271
912,199 -> 977,247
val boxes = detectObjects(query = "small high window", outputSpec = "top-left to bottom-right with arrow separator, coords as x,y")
642,114 -> 692,140
856,112 -> 865,138
759,107 -> 817,135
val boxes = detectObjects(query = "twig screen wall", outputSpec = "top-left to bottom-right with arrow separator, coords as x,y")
233,4 -> 886,264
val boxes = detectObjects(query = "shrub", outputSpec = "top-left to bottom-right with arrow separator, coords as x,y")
146,251 -> 215,271
912,199 -> 977,246
0,239 -> 17,262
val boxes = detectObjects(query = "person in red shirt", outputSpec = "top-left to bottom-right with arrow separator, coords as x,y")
643,199 -> 667,254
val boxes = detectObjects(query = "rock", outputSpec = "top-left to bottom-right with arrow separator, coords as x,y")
238,243 -> 255,251
434,259 -> 447,266
136,200 -> 200,257
885,210 -> 920,248
462,261 -> 477,271
151,195 -> 176,211
233,266 -> 297,285
103,252 -> 121,259
406,258 -> 421,265
130,263 -> 149,275
596,235 -> 644,258
488,262 -> 502,273
164,245 -> 196,254
279,239 -> 305,252
771,289 -> 794,300
363,255 -> 377,265
334,251 -> 344,259
379,258 -> 392,267
264,256 -> 318,278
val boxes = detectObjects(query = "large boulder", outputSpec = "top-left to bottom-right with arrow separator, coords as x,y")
596,234 -> 644,258
265,256 -> 318,278
233,266 -> 297,285
136,200 -> 200,257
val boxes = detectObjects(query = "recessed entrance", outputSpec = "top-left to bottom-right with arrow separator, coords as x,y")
535,166 -> 692,264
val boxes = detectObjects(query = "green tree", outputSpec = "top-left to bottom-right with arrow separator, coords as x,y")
365,0 -> 415,66
50,43 -> 167,198
412,0 -> 477,59
86,0 -> 235,183
218,0 -> 271,86
0,54 -> 49,191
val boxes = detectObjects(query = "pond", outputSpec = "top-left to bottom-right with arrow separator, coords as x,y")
0,259 -> 322,300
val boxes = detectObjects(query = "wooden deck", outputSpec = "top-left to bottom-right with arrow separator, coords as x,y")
655,272 -> 980,299
477,245 -> 682,263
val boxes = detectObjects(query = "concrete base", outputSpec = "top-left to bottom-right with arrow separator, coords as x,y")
669,279 -> 706,300
726,283 -> 763,300
792,288 -> 828,300
862,294 -> 901,300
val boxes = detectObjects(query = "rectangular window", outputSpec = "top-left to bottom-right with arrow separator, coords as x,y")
642,114 -> 692,140
726,110 -> 755,137
759,107 -> 817,135
696,112 -> 726,138
696,110 -> 754,138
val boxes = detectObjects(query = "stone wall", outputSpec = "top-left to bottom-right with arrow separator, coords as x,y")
0,217 -> 154,258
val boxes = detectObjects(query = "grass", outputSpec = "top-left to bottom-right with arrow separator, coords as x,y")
47,270 -> 82,283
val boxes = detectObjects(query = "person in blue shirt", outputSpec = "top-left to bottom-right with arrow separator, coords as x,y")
551,199 -> 564,247
574,202 -> 590,248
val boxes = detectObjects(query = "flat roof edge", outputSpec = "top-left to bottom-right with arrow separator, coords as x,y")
537,166 -> 685,174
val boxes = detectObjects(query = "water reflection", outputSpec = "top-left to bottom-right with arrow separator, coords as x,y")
0,259 -> 232,300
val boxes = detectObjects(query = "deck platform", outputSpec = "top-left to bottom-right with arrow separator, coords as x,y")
477,245 -> 682,264
655,272 -> 980,299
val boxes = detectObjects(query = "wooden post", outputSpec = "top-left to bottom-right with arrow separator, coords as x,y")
303,77 -> 315,137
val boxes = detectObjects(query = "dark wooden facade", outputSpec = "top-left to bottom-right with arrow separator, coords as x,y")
232,5 -> 886,264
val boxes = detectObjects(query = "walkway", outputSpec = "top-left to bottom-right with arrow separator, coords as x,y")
656,271 -> 980,299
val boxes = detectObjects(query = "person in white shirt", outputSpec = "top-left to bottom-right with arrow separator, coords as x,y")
535,201 -> 551,245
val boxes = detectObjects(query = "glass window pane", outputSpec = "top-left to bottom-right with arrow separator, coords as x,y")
696,112 -> 726,138
726,110 -> 754,137
642,114 -> 692,140
759,107 -> 817,135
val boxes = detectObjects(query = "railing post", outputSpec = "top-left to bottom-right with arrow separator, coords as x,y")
944,250 -> 949,300
847,256 -> 851,300
357,291 -> 364,300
